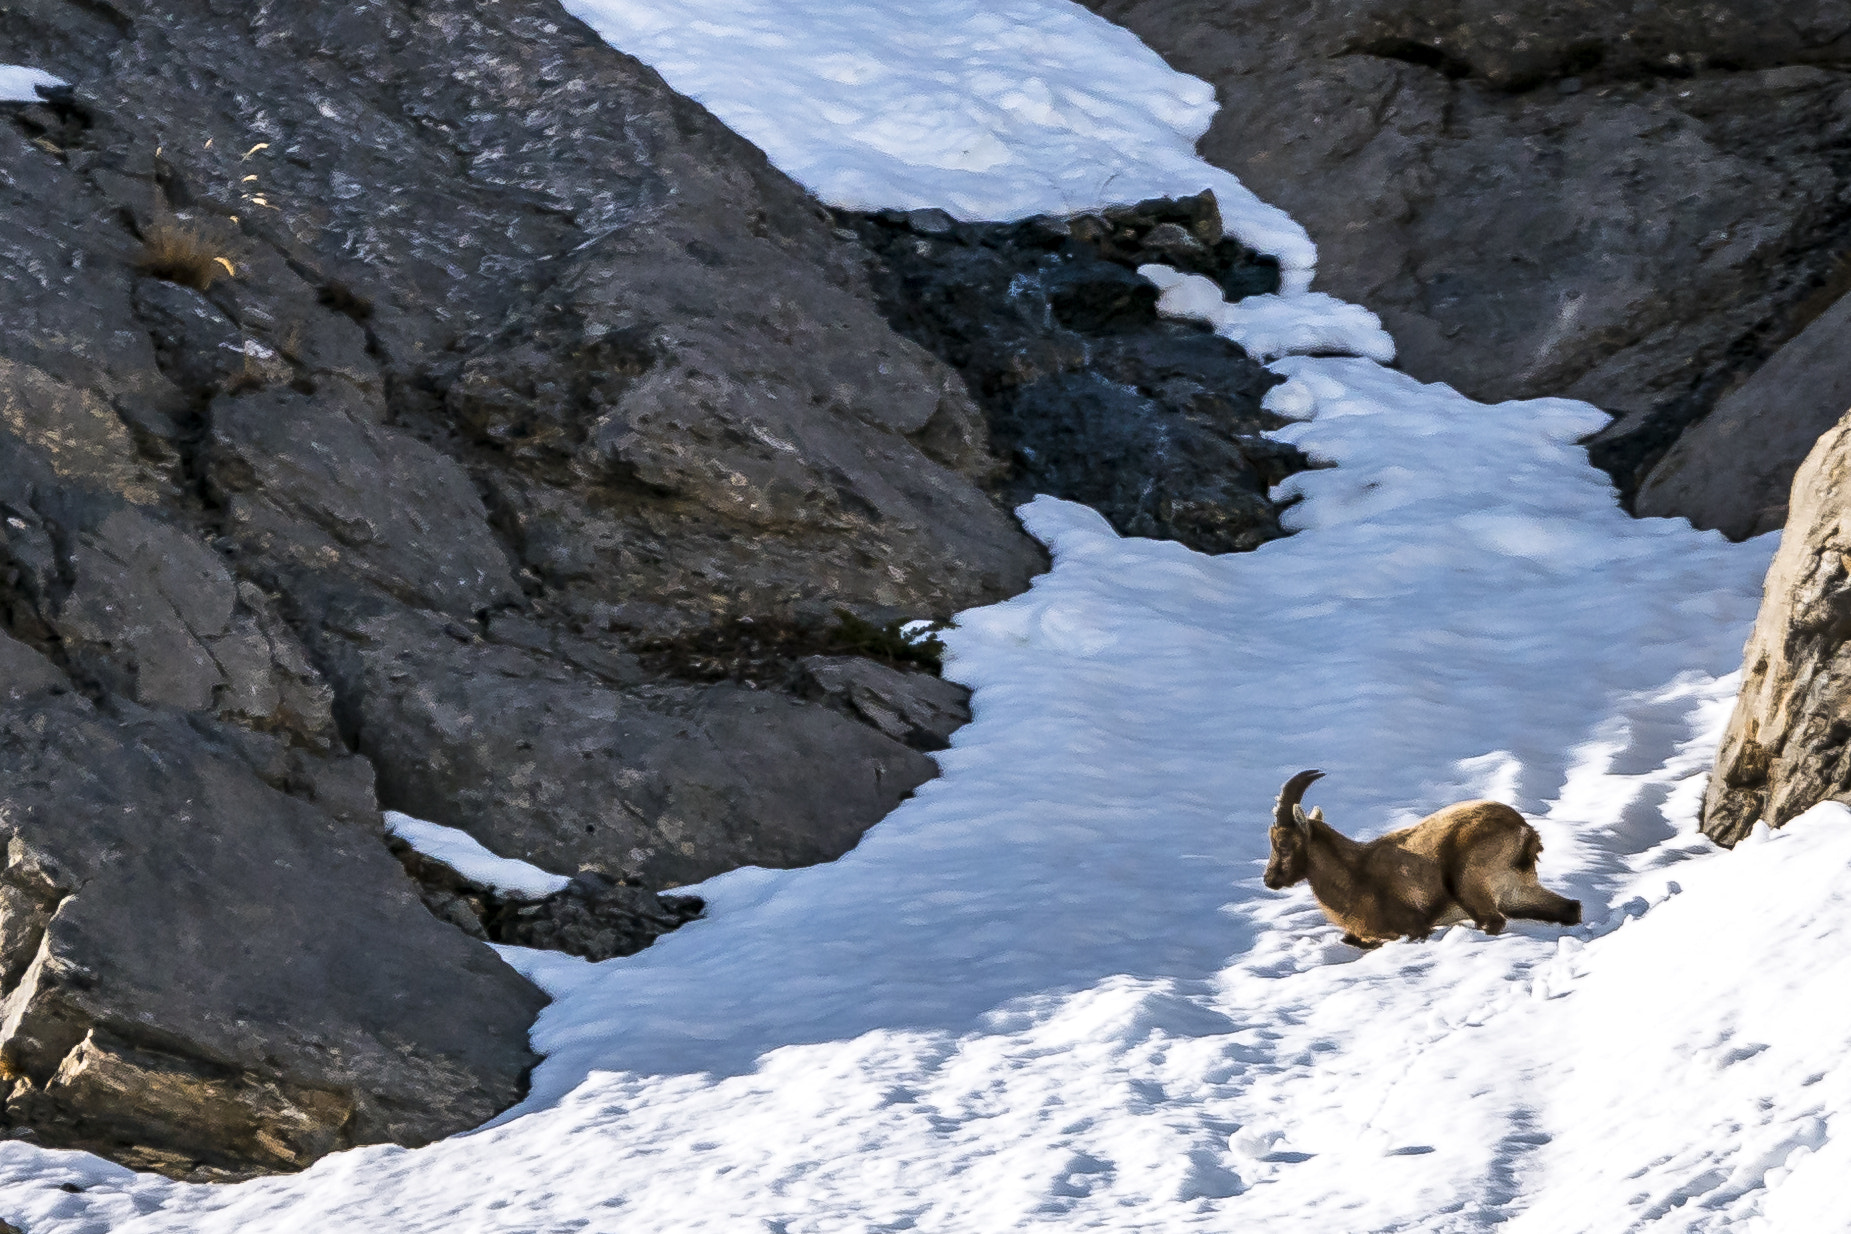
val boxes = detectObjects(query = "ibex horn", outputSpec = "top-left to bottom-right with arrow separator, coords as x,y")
1275,769 -> 1325,832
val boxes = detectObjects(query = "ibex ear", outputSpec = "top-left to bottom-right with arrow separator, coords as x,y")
1308,806 -> 1324,824
1291,804 -> 1312,833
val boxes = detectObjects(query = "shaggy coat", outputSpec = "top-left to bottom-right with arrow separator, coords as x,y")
1263,770 -> 1582,948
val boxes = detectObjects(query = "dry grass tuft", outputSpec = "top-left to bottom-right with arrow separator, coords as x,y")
137,221 -> 235,292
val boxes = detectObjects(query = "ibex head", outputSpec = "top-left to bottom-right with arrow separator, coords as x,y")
1264,769 -> 1325,890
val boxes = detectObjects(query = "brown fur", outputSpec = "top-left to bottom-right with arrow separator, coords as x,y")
1262,770 -> 1581,948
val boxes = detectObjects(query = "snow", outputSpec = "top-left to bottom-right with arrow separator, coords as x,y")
383,812 -> 571,899
1,3 -> 1837,1232
0,65 -> 66,103
559,0 -> 1318,292
1142,264 -> 1398,363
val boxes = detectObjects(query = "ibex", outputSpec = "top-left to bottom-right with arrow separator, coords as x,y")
1264,770 -> 1581,948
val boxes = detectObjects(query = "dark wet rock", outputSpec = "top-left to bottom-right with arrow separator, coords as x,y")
837,195 -> 1308,554
633,611 -> 945,689
1081,0 -> 1851,505
391,841 -> 704,963
0,0 -> 1050,1176
1065,192 -> 1283,302
488,873 -> 704,961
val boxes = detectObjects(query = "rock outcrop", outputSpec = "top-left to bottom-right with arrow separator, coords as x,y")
0,0 -> 1051,1174
1635,290 -> 1851,540
839,195 -> 1307,555
0,644 -> 547,1179
1081,0 -> 1851,506
1703,413 -> 1851,845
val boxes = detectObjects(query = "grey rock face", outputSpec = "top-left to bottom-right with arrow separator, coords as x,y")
799,655 -> 973,752
311,601 -> 941,888
1636,290 -> 1851,540
0,0 -> 1049,1175
1703,414 -> 1851,844
0,658 -> 547,1179
1081,0 -> 1851,503
208,385 -> 524,621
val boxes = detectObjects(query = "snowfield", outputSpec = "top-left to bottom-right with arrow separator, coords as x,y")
4,1 -> 1842,1231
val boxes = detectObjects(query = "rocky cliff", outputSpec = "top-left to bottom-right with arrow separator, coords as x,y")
0,0 -> 1056,1176
1080,0 -> 1851,518
1703,413 -> 1851,845
0,0 -> 1314,1177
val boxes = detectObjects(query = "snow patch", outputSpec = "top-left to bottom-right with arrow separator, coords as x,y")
384,812 -> 571,899
0,65 -> 66,103
0,2 -> 1821,1231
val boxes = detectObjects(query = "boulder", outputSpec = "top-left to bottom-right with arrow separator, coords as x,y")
1703,412 -> 1851,844
1081,0 -> 1851,502
309,600 -> 941,889
0,647 -> 547,1179
207,385 -> 524,621
1635,290 -> 1851,540
798,655 -> 973,752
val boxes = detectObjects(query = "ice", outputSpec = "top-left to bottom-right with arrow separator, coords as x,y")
0,65 -> 66,103
383,812 -> 572,899
0,2 -> 1832,1231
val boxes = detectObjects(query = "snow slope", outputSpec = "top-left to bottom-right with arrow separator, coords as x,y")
558,0 -> 1318,292
0,3 -> 1835,1232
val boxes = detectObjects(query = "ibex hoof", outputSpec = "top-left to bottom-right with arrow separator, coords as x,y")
1476,914 -> 1507,935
